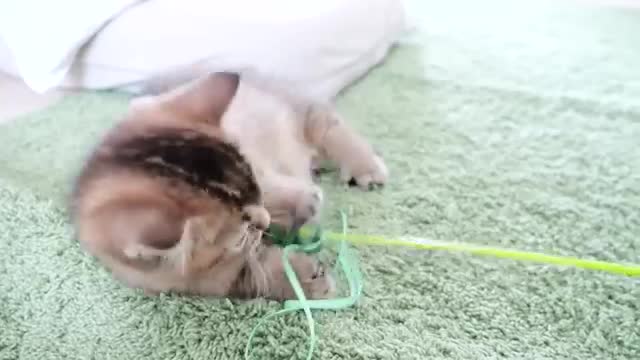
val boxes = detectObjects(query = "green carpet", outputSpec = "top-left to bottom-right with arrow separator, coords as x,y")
1,0 -> 639,358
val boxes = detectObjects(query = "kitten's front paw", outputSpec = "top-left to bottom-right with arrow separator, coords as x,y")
266,181 -> 324,230
289,253 -> 336,299
340,151 -> 388,191
291,185 -> 323,228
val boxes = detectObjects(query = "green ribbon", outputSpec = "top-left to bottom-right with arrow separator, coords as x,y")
245,211 -> 363,360
246,210 -> 640,359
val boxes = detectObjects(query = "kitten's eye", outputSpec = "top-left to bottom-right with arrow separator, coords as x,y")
242,213 -> 251,222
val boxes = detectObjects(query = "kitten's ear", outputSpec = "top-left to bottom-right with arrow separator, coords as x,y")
162,72 -> 240,125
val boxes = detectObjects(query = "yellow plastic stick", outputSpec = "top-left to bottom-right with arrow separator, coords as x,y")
301,229 -> 640,278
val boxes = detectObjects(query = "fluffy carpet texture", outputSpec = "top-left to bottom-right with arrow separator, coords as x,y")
1,0 -> 639,359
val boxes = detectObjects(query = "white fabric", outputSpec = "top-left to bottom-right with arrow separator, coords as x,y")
0,0 -> 406,99
0,0 -> 143,93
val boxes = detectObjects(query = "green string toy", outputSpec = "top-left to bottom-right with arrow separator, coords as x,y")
245,211 -> 362,360
246,211 -> 640,360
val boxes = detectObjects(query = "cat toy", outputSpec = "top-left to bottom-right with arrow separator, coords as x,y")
246,211 -> 363,360
245,212 -> 640,360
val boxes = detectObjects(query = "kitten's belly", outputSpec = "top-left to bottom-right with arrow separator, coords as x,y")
228,116 -> 314,178
222,84 -> 315,178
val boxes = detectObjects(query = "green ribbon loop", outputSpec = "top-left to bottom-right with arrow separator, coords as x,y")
245,211 -> 363,360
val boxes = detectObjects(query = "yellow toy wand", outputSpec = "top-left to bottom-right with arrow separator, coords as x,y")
247,214 -> 639,360
301,228 -> 640,277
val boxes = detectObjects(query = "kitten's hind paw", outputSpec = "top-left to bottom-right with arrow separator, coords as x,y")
340,152 -> 388,191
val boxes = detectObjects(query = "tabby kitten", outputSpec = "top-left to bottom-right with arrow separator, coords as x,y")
71,72 -> 387,300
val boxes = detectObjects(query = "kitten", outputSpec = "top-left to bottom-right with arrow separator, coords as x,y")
70,72 -> 387,300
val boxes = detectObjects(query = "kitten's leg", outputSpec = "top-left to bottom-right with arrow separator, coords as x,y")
305,105 -> 388,190
232,245 -> 335,300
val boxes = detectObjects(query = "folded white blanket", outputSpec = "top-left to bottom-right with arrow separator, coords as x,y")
0,0 -> 406,99
0,0 -> 143,93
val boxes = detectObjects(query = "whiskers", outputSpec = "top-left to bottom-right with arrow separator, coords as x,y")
240,225 -> 271,297
245,225 -> 263,255
227,225 -> 273,298
228,225 -> 260,253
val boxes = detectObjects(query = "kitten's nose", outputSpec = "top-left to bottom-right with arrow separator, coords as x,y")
242,205 -> 270,231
